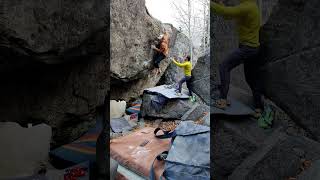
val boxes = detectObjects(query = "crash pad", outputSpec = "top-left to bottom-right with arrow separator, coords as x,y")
0,122 -> 52,178
212,98 -> 254,115
126,100 -> 142,117
144,85 -> 189,99
8,161 -> 90,180
110,117 -> 132,133
110,100 -> 126,119
110,127 -> 170,180
50,116 -> 103,166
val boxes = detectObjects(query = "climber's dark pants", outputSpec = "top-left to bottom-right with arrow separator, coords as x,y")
219,44 -> 263,109
153,52 -> 166,68
177,76 -> 193,96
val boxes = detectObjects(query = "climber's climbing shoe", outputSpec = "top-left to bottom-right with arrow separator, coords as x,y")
175,92 -> 182,96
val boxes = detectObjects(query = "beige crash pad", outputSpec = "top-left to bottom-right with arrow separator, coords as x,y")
0,122 -> 52,178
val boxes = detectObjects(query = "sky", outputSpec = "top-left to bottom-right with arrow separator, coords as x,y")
145,0 -> 209,48
145,0 -> 178,26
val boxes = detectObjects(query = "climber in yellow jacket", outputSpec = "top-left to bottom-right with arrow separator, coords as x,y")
172,56 -> 195,102
211,0 -> 263,117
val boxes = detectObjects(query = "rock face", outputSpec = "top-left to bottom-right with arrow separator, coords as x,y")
181,103 -> 210,122
0,0 -> 109,146
190,54 -> 210,105
212,117 -> 276,179
110,0 -> 162,81
230,134 -> 320,180
0,0 -> 107,67
260,0 -> 320,141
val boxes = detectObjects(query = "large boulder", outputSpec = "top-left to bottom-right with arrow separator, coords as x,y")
260,0 -> 320,141
190,54 -> 210,105
110,0 -> 162,81
0,0 -> 109,146
110,0 -> 184,100
0,0 -> 107,68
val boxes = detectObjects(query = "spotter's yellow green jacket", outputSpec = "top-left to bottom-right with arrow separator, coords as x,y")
173,59 -> 192,76
211,0 -> 261,47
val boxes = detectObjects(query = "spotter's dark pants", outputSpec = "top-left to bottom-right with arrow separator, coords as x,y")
177,76 -> 193,96
219,44 -> 263,109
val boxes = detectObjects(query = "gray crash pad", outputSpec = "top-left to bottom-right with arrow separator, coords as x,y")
211,98 -> 254,115
110,118 -> 132,133
144,85 -> 189,99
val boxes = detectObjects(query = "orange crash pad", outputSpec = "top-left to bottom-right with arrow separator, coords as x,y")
110,127 -> 170,179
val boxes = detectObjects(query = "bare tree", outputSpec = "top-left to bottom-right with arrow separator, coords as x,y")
171,0 -> 209,62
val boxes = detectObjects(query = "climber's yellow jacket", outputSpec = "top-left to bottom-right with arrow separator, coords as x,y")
173,58 -> 192,76
211,0 -> 261,47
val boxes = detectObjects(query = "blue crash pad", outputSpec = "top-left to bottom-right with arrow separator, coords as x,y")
110,117 -> 132,133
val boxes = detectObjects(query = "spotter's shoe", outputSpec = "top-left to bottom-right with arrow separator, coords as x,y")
253,108 -> 262,119
189,96 -> 196,102
215,99 -> 227,110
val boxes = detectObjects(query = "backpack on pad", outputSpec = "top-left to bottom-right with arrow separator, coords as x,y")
149,121 -> 210,180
